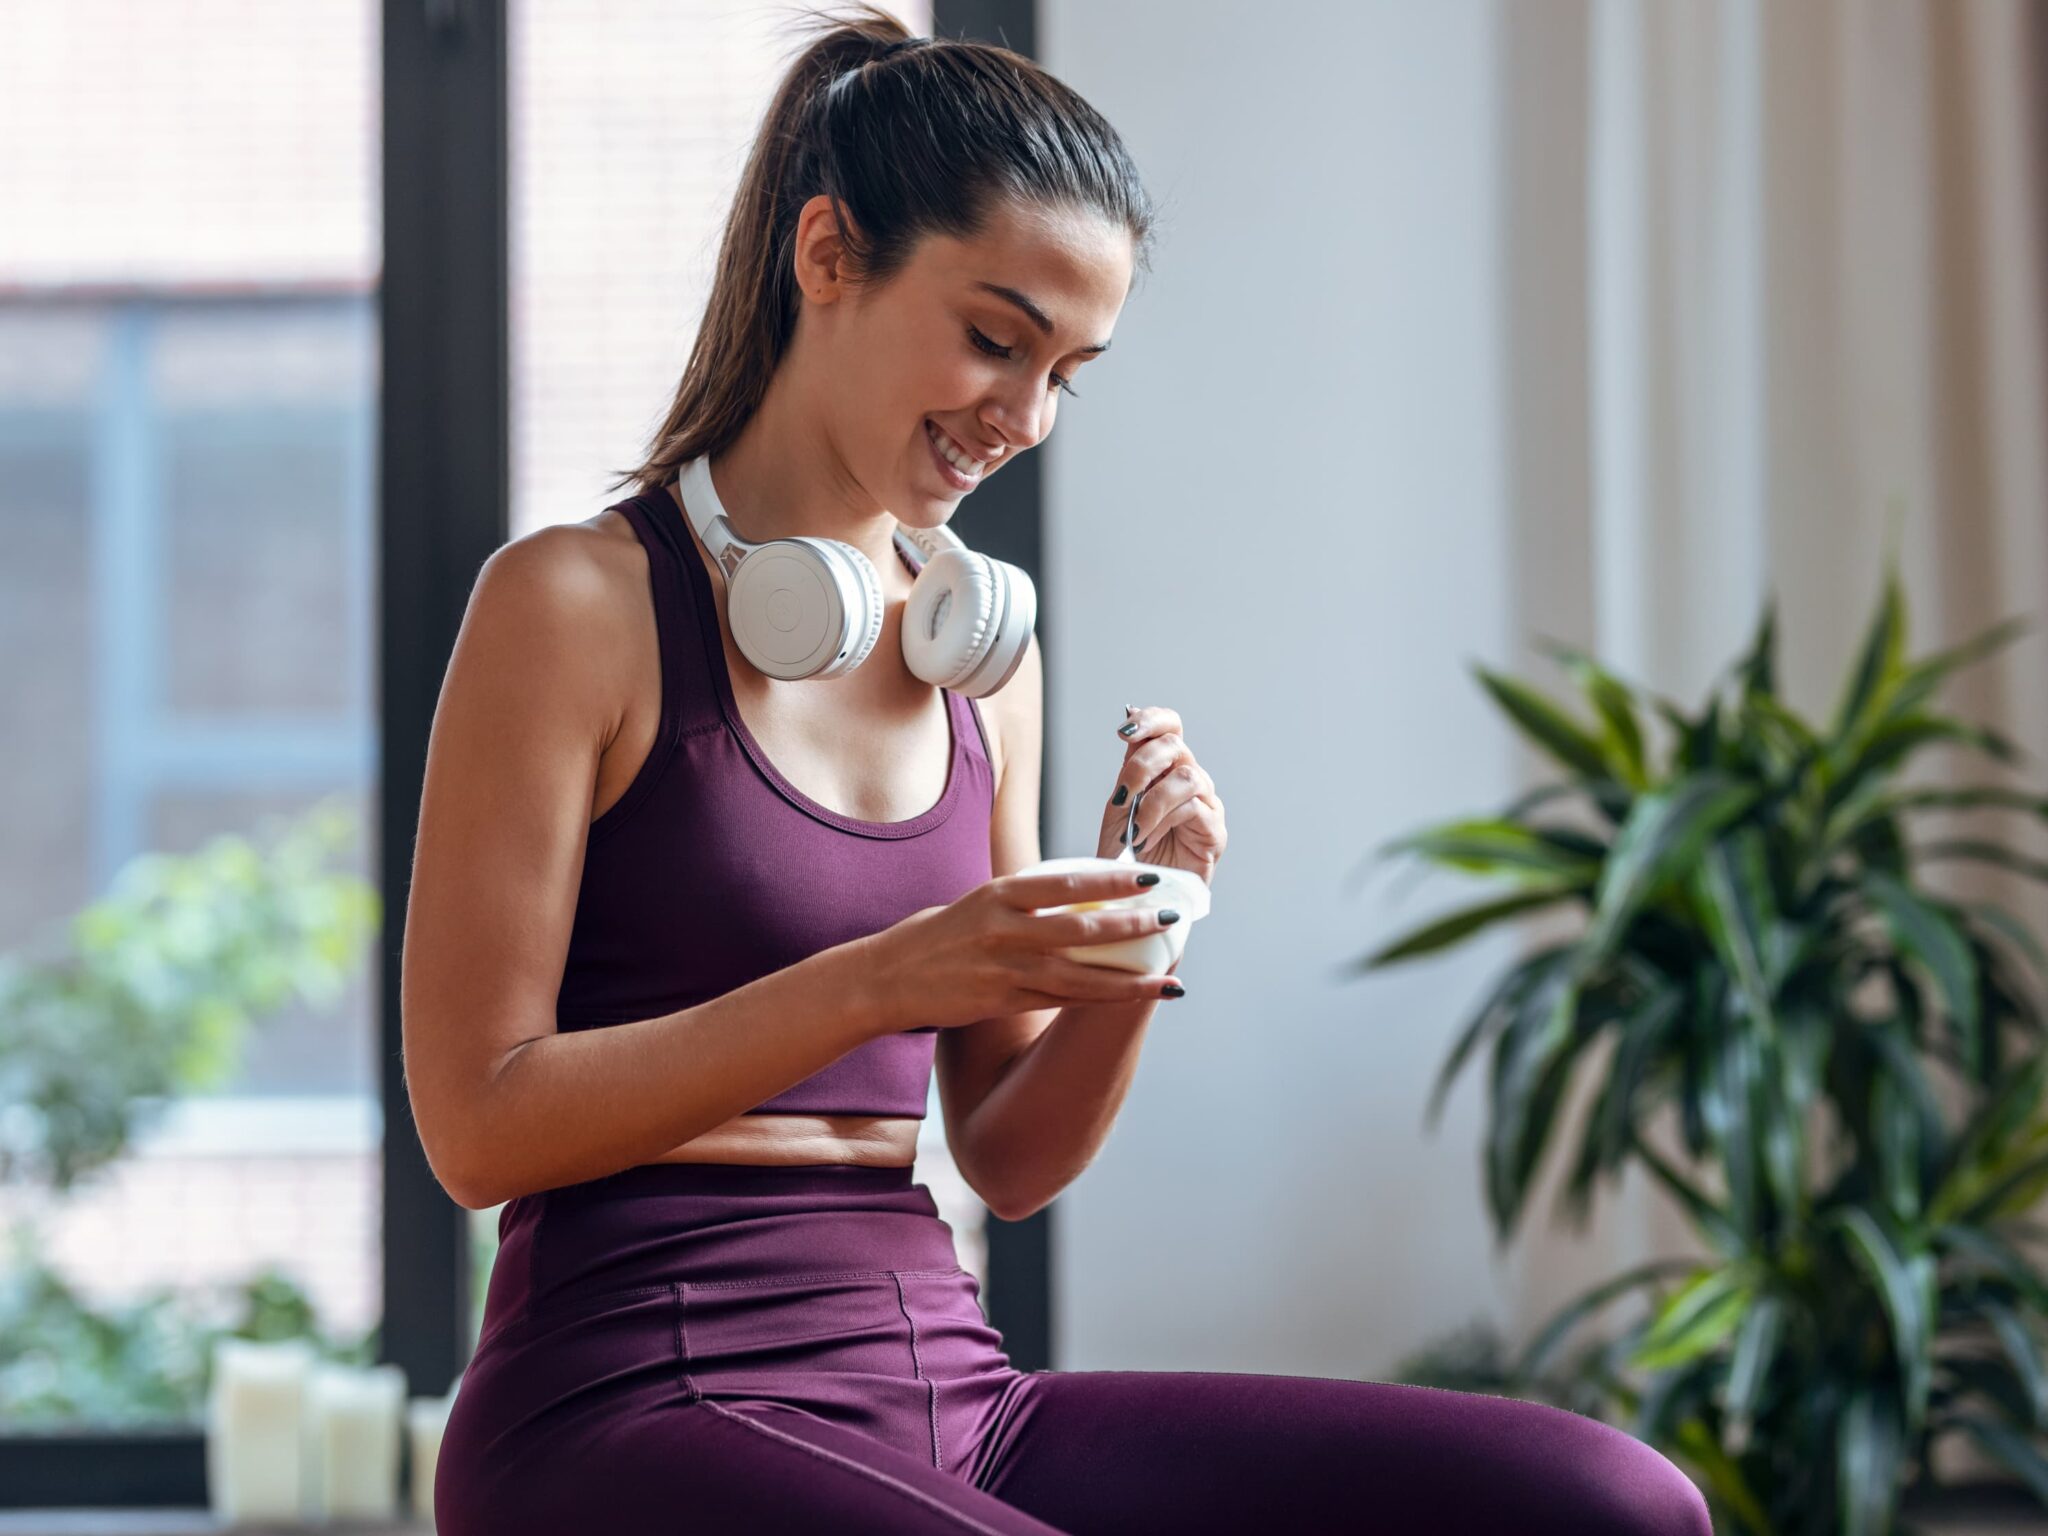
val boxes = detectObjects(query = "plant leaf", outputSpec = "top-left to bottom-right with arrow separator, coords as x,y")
1374,817 -> 1605,885
1635,1131 -> 1747,1260
1831,1205 -> 1932,1426
1933,1222 -> 2048,1312
1535,640 -> 1651,789
1421,945 -> 1574,1132
1582,773 -> 1760,978
1485,974 -> 1582,1239
1980,1295 -> 2048,1427
1691,827 -> 1779,1029
1829,562 -> 1906,749
1931,1052 -> 2048,1221
1864,1019 -> 1949,1218
1734,593 -> 1779,700
1912,839 -> 2048,885
1959,899 -> 2048,993
1631,1265 -> 1753,1370
1884,613 -> 2031,723
1953,1413 -> 2048,1505
1472,663 -> 1612,781
1837,1382 -> 1906,1536
1346,886 -> 1583,973
1724,1290 -> 1784,1436
1671,1415 -> 1778,1536
1514,1258 -> 1702,1381
1863,870 -> 1982,1076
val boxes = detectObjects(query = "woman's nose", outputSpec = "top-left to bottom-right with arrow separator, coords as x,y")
981,388 -> 1049,454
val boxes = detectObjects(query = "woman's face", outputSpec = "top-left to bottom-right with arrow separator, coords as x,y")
793,194 -> 1135,518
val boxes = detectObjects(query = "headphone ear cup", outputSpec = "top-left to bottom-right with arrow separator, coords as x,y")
964,555 -> 1037,696
806,536 -> 885,679
901,546 -> 1005,692
724,537 -> 882,681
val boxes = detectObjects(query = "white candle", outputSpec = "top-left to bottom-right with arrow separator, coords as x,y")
206,1337 -> 314,1525
306,1361 -> 408,1521
408,1384 -> 459,1524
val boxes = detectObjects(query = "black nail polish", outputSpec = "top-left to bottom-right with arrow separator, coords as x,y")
1157,909 -> 1180,926
1118,721 -> 1139,738
1134,872 -> 1160,887
1111,784 -> 1128,806
1161,982 -> 1185,998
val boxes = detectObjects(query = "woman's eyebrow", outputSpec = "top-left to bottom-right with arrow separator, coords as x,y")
971,281 -> 1113,355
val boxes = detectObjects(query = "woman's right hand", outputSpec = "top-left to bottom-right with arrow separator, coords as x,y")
859,866 -> 1187,1033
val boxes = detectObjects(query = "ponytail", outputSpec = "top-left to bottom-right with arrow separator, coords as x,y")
609,2 -> 1154,496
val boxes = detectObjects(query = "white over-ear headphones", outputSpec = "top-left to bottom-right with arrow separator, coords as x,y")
676,452 -> 1037,698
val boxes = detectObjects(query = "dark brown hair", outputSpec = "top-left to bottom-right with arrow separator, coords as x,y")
610,2 -> 1156,496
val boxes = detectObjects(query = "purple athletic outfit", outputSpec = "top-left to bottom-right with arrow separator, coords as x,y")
432,481 -> 1714,1534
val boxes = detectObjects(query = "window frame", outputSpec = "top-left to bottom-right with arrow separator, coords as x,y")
0,0 -> 1050,1508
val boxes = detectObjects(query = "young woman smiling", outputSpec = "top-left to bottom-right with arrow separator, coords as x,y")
407,8 -> 1712,1533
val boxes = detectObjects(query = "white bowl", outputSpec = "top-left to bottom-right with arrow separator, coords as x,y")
1016,855 -> 1211,974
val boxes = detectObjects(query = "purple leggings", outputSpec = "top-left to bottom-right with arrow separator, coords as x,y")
436,1161 -> 1712,1535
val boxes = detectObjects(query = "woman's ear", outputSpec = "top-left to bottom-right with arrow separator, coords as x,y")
792,193 -> 862,303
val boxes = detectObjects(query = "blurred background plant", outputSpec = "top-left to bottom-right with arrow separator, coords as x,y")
1354,560 -> 2048,1536
0,797 -> 379,1425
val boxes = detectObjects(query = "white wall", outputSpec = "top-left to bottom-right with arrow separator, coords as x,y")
1038,0 -> 1585,1377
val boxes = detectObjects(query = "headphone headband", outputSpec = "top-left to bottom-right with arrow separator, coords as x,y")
677,454 -> 965,576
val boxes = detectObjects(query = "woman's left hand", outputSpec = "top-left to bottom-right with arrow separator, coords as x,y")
1097,704 -> 1226,887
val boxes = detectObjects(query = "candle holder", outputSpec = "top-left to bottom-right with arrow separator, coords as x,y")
306,1361 -> 407,1521
206,1337 -> 315,1525
407,1385 -> 460,1525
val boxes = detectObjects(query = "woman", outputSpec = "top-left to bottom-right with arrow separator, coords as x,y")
407,9 -> 1714,1532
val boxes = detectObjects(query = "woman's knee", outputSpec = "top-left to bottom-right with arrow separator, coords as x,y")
1525,1398 -> 1714,1536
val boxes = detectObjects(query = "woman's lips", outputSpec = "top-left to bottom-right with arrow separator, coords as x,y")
925,419 -> 987,491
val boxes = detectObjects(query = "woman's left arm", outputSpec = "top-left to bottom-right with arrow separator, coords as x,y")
947,702 -> 1226,1222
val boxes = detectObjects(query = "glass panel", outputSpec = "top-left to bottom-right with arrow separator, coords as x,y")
493,0 -> 982,1349
0,0 -> 380,1434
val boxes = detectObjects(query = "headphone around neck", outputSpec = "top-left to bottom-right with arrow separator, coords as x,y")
675,453 -> 1037,698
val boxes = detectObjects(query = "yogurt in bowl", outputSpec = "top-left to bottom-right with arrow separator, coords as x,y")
1016,855 -> 1212,974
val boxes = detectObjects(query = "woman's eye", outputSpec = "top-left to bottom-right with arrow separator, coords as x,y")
967,326 -> 1079,398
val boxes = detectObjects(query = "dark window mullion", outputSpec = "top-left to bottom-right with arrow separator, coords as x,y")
377,0 -> 510,1404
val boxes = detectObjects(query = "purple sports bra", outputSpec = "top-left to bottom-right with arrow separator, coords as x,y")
551,480 -> 996,1118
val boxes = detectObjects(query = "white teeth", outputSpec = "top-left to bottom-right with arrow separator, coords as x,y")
927,420 -> 986,477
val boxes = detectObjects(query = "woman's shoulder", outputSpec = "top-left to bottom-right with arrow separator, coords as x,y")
486,509 -> 645,607
469,515 -> 648,678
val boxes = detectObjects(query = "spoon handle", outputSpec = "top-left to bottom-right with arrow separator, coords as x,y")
1115,784 -> 1146,863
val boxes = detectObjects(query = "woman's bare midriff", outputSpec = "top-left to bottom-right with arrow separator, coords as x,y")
641,1114 -> 923,1168
578,493 -> 994,1174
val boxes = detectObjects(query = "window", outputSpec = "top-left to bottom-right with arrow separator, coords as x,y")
0,0 -> 382,1450
0,5 -> 1040,1507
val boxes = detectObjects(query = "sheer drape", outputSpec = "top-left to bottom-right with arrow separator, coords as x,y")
1497,3 -> 2048,1412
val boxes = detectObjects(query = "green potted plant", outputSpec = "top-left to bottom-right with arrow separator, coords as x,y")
1352,565 -> 2048,1536
0,798 -> 380,1425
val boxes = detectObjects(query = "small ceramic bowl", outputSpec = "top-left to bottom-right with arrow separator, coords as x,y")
1015,855 -> 1212,974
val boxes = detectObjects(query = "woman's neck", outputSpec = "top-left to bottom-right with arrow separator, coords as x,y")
710,377 -> 906,582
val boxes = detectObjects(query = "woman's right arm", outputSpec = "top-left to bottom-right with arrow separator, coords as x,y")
399,527 -> 892,1212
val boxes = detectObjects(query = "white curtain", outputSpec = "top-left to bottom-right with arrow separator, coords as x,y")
1497,0 -> 2048,1395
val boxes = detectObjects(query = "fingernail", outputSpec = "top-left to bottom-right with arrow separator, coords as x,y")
1124,703 -> 1135,715
1157,909 -> 1180,926
1160,982 -> 1185,998
1118,720 -> 1139,738
1111,784 -> 1128,806
1134,872 -> 1160,887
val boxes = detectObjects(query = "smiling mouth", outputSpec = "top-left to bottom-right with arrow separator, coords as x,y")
926,418 -> 997,482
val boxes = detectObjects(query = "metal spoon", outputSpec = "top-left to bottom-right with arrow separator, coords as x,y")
1115,784 -> 1146,864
